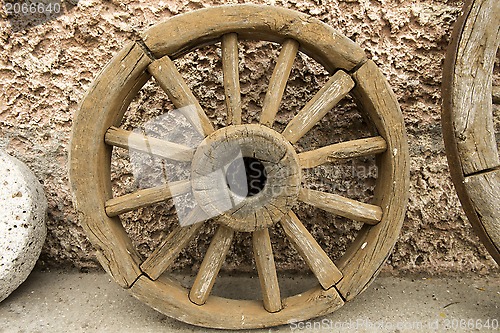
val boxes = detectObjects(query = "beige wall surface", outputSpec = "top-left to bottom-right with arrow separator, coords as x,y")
0,0 -> 498,274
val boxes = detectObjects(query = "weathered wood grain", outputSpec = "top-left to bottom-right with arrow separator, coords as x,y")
298,136 -> 387,169
69,42 -> 152,288
282,70 -> 354,143
253,228 -> 282,313
130,274 -> 344,329
442,0 -> 500,175
141,5 -> 366,73
464,169 -> 500,251
336,60 -> 409,301
105,127 -> 195,162
299,188 -> 382,225
441,0 -> 500,263
191,124 -> 300,232
148,56 -> 214,136
221,33 -> 242,125
280,212 -> 343,289
260,39 -> 299,127
140,206 -> 206,280
189,225 -> 234,305
105,179 -> 191,217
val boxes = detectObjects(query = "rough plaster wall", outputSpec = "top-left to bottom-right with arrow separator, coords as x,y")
0,0 -> 498,274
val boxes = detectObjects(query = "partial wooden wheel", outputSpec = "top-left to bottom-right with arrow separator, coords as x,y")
70,5 -> 409,329
442,0 -> 500,263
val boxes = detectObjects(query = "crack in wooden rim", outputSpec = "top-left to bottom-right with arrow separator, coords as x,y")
69,4 -> 410,329
191,124 -> 300,232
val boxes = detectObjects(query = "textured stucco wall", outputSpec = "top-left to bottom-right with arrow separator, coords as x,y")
0,0 -> 498,274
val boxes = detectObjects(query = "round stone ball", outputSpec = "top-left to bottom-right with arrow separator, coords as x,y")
0,151 -> 47,302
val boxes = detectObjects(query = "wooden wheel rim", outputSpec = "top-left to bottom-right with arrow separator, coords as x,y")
442,0 -> 500,263
70,4 -> 409,329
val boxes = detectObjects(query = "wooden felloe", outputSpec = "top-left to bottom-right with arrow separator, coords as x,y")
441,0 -> 500,263
70,4 -> 409,329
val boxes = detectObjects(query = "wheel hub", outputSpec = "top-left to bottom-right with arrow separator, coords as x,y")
191,124 -> 301,232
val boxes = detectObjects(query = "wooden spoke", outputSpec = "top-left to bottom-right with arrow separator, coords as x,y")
140,206 -> 207,280
105,180 -> 191,217
189,225 -> 235,305
280,211 -> 342,289
493,85 -> 500,104
252,228 -> 282,313
148,56 -> 214,136
299,188 -> 382,225
298,136 -> 387,169
105,127 -> 195,162
222,33 -> 242,125
260,39 -> 299,127
282,70 -> 355,144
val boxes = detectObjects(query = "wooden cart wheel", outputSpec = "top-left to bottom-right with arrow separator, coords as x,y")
70,5 -> 409,329
442,0 -> 500,263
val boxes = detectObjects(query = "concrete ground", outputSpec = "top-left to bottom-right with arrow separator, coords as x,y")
0,269 -> 498,333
